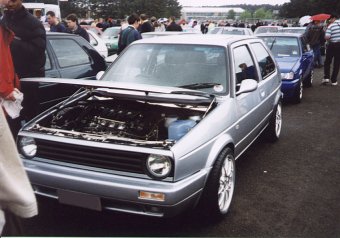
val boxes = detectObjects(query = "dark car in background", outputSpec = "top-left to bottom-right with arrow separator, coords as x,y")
23,32 -> 107,113
257,33 -> 314,103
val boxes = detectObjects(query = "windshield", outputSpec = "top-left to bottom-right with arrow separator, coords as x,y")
102,28 -> 120,38
255,27 -> 279,34
102,44 -> 229,94
259,36 -> 300,57
208,28 -> 222,34
222,29 -> 245,35
279,28 -> 306,34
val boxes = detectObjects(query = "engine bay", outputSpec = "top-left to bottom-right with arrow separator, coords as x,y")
30,97 -> 210,147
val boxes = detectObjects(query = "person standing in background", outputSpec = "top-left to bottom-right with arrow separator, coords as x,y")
117,13 -> 141,55
66,13 -> 90,42
304,20 -> 324,68
322,14 -> 340,86
138,14 -> 154,34
46,10 -> 66,32
166,16 -> 182,31
2,0 -> 46,123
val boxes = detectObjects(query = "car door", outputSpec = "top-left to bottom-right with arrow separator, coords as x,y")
299,36 -> 314,79
230,43 -> 263,156
250,41 -> 279,115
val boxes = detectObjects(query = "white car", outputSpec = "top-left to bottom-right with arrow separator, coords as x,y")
208,27 -> 254,35
87,30 -> 108,57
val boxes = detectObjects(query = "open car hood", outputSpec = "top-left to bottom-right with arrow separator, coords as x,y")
21,77 -> 214,103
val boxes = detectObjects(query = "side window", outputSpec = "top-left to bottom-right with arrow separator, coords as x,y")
251,42 -> 275,79
45,50 -> 51,70
49,39 -> 91,68
233,45 -> 258,90
89,33 -> 98,46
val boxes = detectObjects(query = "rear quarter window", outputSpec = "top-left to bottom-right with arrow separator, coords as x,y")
250,42 -> 276,79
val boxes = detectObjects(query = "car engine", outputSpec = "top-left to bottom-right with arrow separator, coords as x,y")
32,98 -> 208,147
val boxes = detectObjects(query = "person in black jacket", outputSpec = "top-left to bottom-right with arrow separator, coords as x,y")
166,16 -> 182,32
138,14 -> 154,34
3,0 -> 46,122
66,13 -> 90,42
46,10 -> 66,32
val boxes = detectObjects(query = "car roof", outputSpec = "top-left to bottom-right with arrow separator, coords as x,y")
132,34 -> 258,47
282,27 -> 306,29
256,32 -> 302,37
46,32 -> 73,37
257,25 -> 283,28
142,31 -> 199,36
215,27 -> 249,30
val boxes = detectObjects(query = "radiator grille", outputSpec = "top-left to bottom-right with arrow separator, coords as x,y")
35,139 -> 148,174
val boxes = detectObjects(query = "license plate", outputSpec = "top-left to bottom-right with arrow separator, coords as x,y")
58,190 -> 102,211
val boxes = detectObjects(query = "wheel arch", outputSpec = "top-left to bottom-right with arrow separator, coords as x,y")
204,134 -> 235,170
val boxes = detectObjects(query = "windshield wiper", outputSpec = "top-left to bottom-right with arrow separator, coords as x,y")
270,38 -> 277,50
178,82 -> 222,90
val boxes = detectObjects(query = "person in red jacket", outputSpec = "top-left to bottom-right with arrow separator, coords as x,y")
0,15 -> 21,136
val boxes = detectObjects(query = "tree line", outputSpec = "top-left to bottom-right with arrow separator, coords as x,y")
37,0 -> 181,19
279,0 -> 340,18
24,0 -> 340,21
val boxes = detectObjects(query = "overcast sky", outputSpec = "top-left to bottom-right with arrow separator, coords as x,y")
179,0 -> 290,6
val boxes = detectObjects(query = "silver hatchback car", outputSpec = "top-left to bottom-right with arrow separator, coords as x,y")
18,35 -> 282,218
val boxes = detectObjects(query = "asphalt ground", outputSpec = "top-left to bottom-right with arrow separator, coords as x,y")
19,66 -> 340,237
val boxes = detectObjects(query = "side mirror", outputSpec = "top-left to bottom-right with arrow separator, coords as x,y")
236,79 -> 258,96
96,71 -> 105,80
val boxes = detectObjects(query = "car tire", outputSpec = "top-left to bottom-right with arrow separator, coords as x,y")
304,69 -> 314,88
198,147 -> 235,219
293,78 -> 303,103
265,101 -> 282,142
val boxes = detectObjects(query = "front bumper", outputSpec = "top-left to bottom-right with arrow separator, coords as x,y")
281,78 -> 300,99
23,159 -> 208,217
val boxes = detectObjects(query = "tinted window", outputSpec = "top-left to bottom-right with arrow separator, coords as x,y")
233,45 -> 258,89
251,42 -> 275,79
49,39 -> 90,68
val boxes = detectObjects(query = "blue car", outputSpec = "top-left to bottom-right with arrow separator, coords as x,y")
257,33 -> 314,103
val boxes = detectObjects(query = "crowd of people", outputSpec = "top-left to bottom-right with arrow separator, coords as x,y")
0,0 -> 340,235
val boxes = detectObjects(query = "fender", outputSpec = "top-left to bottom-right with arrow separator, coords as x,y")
204,134 -> 234,169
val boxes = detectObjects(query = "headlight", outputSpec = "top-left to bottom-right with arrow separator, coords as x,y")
146,154 -> 172,179
281,72 -> 295,80
19,137 -> 37,158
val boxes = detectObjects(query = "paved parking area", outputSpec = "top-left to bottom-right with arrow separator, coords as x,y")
22,67 -> 340,237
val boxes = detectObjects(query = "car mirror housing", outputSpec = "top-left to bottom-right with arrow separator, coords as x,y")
96,71 -> 105,80
236,79 -> 258,96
